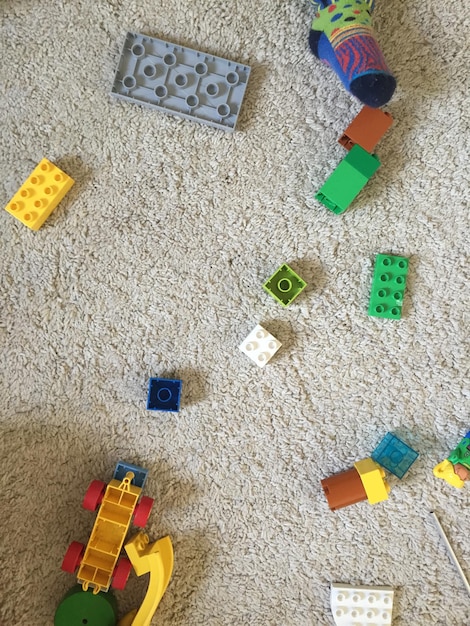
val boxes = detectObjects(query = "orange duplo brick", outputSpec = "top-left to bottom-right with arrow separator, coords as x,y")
338,106 -> 393,153
321,467 -> 368,511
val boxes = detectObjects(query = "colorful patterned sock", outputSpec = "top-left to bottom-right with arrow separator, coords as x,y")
310,0 -> 375,11
308,0 -> 395,108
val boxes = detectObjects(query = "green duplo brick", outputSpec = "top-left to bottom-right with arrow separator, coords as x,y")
263,263 -> 307,307
368,254 -> 409,319
316,144 -> 380,214
346,143 -> 381,178
447,433 -> 470,470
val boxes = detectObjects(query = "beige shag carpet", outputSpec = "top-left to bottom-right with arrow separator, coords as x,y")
1,1 -> 469,624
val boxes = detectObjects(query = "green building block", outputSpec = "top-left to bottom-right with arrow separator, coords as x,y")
346,142 -> 382,178
315,144 -> 380,214
368,254 -> 409,319
263,263 -> 307,307
54,585 -> 118,626
448,432 -> 470,470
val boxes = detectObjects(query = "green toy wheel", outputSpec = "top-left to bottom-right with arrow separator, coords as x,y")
54,585 -> 118,626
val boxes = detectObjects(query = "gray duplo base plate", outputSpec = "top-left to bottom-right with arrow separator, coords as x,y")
111,32 -> 251,132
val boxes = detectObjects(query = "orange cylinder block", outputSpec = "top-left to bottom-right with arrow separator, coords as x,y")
321,467 -> 368,511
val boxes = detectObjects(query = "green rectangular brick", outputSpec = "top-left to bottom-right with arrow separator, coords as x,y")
315,144 -> 380,214
368,254 -> 409,319
346,143 -> 381,178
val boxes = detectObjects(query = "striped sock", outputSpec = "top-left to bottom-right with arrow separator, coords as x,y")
308,0 -> 395,108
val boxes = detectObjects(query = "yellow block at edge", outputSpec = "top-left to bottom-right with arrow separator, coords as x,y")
354,457 -> 390,504
4,158 -> 74,230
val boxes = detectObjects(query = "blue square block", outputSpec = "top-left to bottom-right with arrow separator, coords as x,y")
147,377 -> 182,412
113,461 -> 148,489
371,432 -> 419,479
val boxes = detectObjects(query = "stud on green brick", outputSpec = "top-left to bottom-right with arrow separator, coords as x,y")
316,144 -> 380,214
263,264 -> 307,307
368,254 -> 409,319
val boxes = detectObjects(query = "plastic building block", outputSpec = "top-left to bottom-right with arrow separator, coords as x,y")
118,533 -> 174,626
55,585 -> 118,626
446,430 -> 470,470
321,467 -> 368,511
339,106 -> 393,153
263,264 -> 307,307
322,458 -> 390,511
56,535 -> 173,626
433,431 -> 470,488
239,324 -> 282,368
368,254 -> 409,319
316,145 -> 380,214
371,433 -> 419,479
330,583 -> 394,626
114,462 -> 148,489
112,32 -> 251,132
433,459 -> 465,488
354,458 -> 390,504
147,378 -> 182,412
4,158 -> 74,230
76,473 -> 139,593
61,463 -> 154,594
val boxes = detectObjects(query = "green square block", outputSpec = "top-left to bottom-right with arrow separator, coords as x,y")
368,254 -> 409,319
263,263 -> 307,307
316,145 -> 380,214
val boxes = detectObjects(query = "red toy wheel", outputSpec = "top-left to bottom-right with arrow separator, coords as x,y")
82,480 -> 107,511
111,557 -> 132,590
61,541 -> 85,573
133,496 -> 154,528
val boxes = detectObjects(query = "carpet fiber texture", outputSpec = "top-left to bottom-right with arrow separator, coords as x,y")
1,1 -> 469,625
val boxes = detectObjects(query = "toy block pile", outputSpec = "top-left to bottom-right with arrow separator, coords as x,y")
316,106 -> 393,214
2,25 -> 468,626
321,433 -> 419,511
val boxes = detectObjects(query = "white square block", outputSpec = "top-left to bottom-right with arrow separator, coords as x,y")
330,584 -> 394,626
239,324 -> 281,368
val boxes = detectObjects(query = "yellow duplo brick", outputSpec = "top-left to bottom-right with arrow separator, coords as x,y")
354,457 -> 390,504
4,158 -> 74,230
